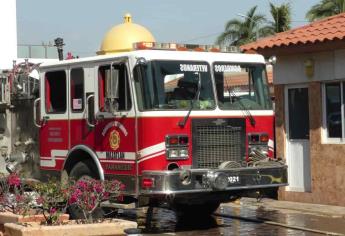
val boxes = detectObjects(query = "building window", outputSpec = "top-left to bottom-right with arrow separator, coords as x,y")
45,70 -> 66,113
70,68 -> 84,112
323,82 -> 344,141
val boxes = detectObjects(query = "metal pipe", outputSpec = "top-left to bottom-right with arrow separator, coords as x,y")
54,37 -> 65,61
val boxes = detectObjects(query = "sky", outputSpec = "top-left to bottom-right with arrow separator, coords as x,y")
17,0 -> 320,57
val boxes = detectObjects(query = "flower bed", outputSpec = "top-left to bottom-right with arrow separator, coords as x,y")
0,212 -> 69,232
0,173 -> 137,236
4,219 -> 137,236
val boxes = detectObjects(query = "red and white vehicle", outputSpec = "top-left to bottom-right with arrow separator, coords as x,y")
0,42 -> 287,214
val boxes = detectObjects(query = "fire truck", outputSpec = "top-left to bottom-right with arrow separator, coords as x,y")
0,40 -> 287,215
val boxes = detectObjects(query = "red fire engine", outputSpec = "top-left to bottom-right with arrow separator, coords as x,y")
0,40 -> 287,215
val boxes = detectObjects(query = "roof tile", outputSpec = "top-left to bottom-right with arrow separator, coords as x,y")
241,13 -> 345,52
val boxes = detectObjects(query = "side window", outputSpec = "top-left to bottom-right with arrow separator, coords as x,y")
70,68 -> 84,112
98,63 -> 132,112
324,82 -> 342,139
98,65 -> 110,112
45,70 -> 66,113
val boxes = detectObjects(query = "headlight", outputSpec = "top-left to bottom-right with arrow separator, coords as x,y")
166,148 -> 189,160
165,135 -> 189,160
206,171 -> 228,190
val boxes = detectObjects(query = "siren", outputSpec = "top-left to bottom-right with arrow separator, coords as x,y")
133,42 -> 241,53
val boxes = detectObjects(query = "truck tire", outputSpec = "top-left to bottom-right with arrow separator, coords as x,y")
173,202 -> 220,216
69,160 -> 99,180
68,160 -> 104,220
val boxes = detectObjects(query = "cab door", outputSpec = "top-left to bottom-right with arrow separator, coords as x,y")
68,66 -> 90,148
90,59 -> 137,193
39,68 -> 69,171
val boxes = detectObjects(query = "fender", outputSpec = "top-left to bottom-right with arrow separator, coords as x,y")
64,145 -> 105,181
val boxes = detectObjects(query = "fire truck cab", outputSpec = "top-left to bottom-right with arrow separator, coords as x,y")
23,42 -> 287,214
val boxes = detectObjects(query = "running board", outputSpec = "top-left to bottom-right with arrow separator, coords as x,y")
100,201 -> 136,209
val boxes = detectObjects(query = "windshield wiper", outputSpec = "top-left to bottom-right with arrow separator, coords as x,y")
178,73 -> 201,128
228,89 -> 256,127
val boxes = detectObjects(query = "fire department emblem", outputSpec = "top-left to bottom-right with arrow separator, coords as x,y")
109,130 -> 120,150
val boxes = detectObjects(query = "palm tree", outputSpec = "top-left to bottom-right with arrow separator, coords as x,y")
216,6 -> 267,46
306,0 -> 345,22
268,2 -> 291,33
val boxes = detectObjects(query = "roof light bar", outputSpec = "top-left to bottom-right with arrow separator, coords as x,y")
133,42 -> 241,53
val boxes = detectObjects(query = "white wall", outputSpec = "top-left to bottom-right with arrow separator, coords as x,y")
0,0 -> 17,70
273,50 -> 345,85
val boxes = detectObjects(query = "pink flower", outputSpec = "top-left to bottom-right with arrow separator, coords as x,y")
49,208 -> 57,214
36,196 -> 44,205
120,184 -> 125,191
15,194 -> 24,202
69,194 -> 77,204
94,183 -> 103,193
77,180 -> 87,190
8,174 -> 20,187
103,192 -> 110,199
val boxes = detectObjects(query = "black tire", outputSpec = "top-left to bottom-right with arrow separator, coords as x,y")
261,187 -> 279,199
69,160 -> 98,180
173,202 -> 220,216
68,160 -> 104,220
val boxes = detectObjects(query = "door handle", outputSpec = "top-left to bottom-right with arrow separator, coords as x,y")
33,98 -> 41,128
86,94 -> 96,128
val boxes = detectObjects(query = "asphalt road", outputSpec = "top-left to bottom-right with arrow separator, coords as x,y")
119,200 -> 345,236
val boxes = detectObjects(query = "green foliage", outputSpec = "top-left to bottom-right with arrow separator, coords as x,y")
306,0 -> 345,22
32,178 -> 69,225
216,3 -> 292,47
216,6 -> 268,46
0,173 -> 125,226
268,2 -> 291,33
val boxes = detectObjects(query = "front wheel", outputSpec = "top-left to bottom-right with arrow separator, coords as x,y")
172,202 -> 220,216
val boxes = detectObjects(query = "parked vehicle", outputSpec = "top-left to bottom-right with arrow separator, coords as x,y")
0,42 -> 287,215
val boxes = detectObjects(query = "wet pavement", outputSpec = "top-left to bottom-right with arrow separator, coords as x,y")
118,198 -> 345,236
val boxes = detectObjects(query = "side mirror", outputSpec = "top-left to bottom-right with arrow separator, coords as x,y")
105,67 -> 119,114
136,57 -> 147,66
106,67 -> 119,99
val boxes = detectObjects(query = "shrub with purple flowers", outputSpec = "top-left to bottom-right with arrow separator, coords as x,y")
0,173 -> 34,215
0,172 -> 125,225
67,178 -> 124,223
32,179 -> 69,225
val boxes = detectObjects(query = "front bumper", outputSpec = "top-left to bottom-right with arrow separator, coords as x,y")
140,165 -> 288,195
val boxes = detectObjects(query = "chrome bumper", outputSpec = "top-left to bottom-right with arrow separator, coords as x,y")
139,165 -> 288,195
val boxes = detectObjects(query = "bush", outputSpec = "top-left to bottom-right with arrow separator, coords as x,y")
67,178 -> 124,223
0,173 -> 34,215
32,179 -> 69,225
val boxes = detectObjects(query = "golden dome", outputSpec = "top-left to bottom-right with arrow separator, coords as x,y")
97,14 -> 156,55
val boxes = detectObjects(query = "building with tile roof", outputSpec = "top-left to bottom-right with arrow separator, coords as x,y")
241,13 -> 345,207
241,12 -> 345,56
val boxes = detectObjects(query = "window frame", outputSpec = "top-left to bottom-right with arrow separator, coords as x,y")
44,70 -> 67,114
322,81 -> 345,143
97,62 -> 132,114
133,59 -> 216,111
212,61 -> 272,111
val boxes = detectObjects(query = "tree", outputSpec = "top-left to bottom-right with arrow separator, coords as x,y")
268,2 -> 291,33
306,0 -> 345,22
216,6 -> 267,46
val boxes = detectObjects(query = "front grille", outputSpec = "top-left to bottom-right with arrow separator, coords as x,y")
192,118 -> 246,169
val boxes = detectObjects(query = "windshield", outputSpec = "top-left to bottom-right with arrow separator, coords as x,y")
214,63 -> 272,110
134,60 -> 215,110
